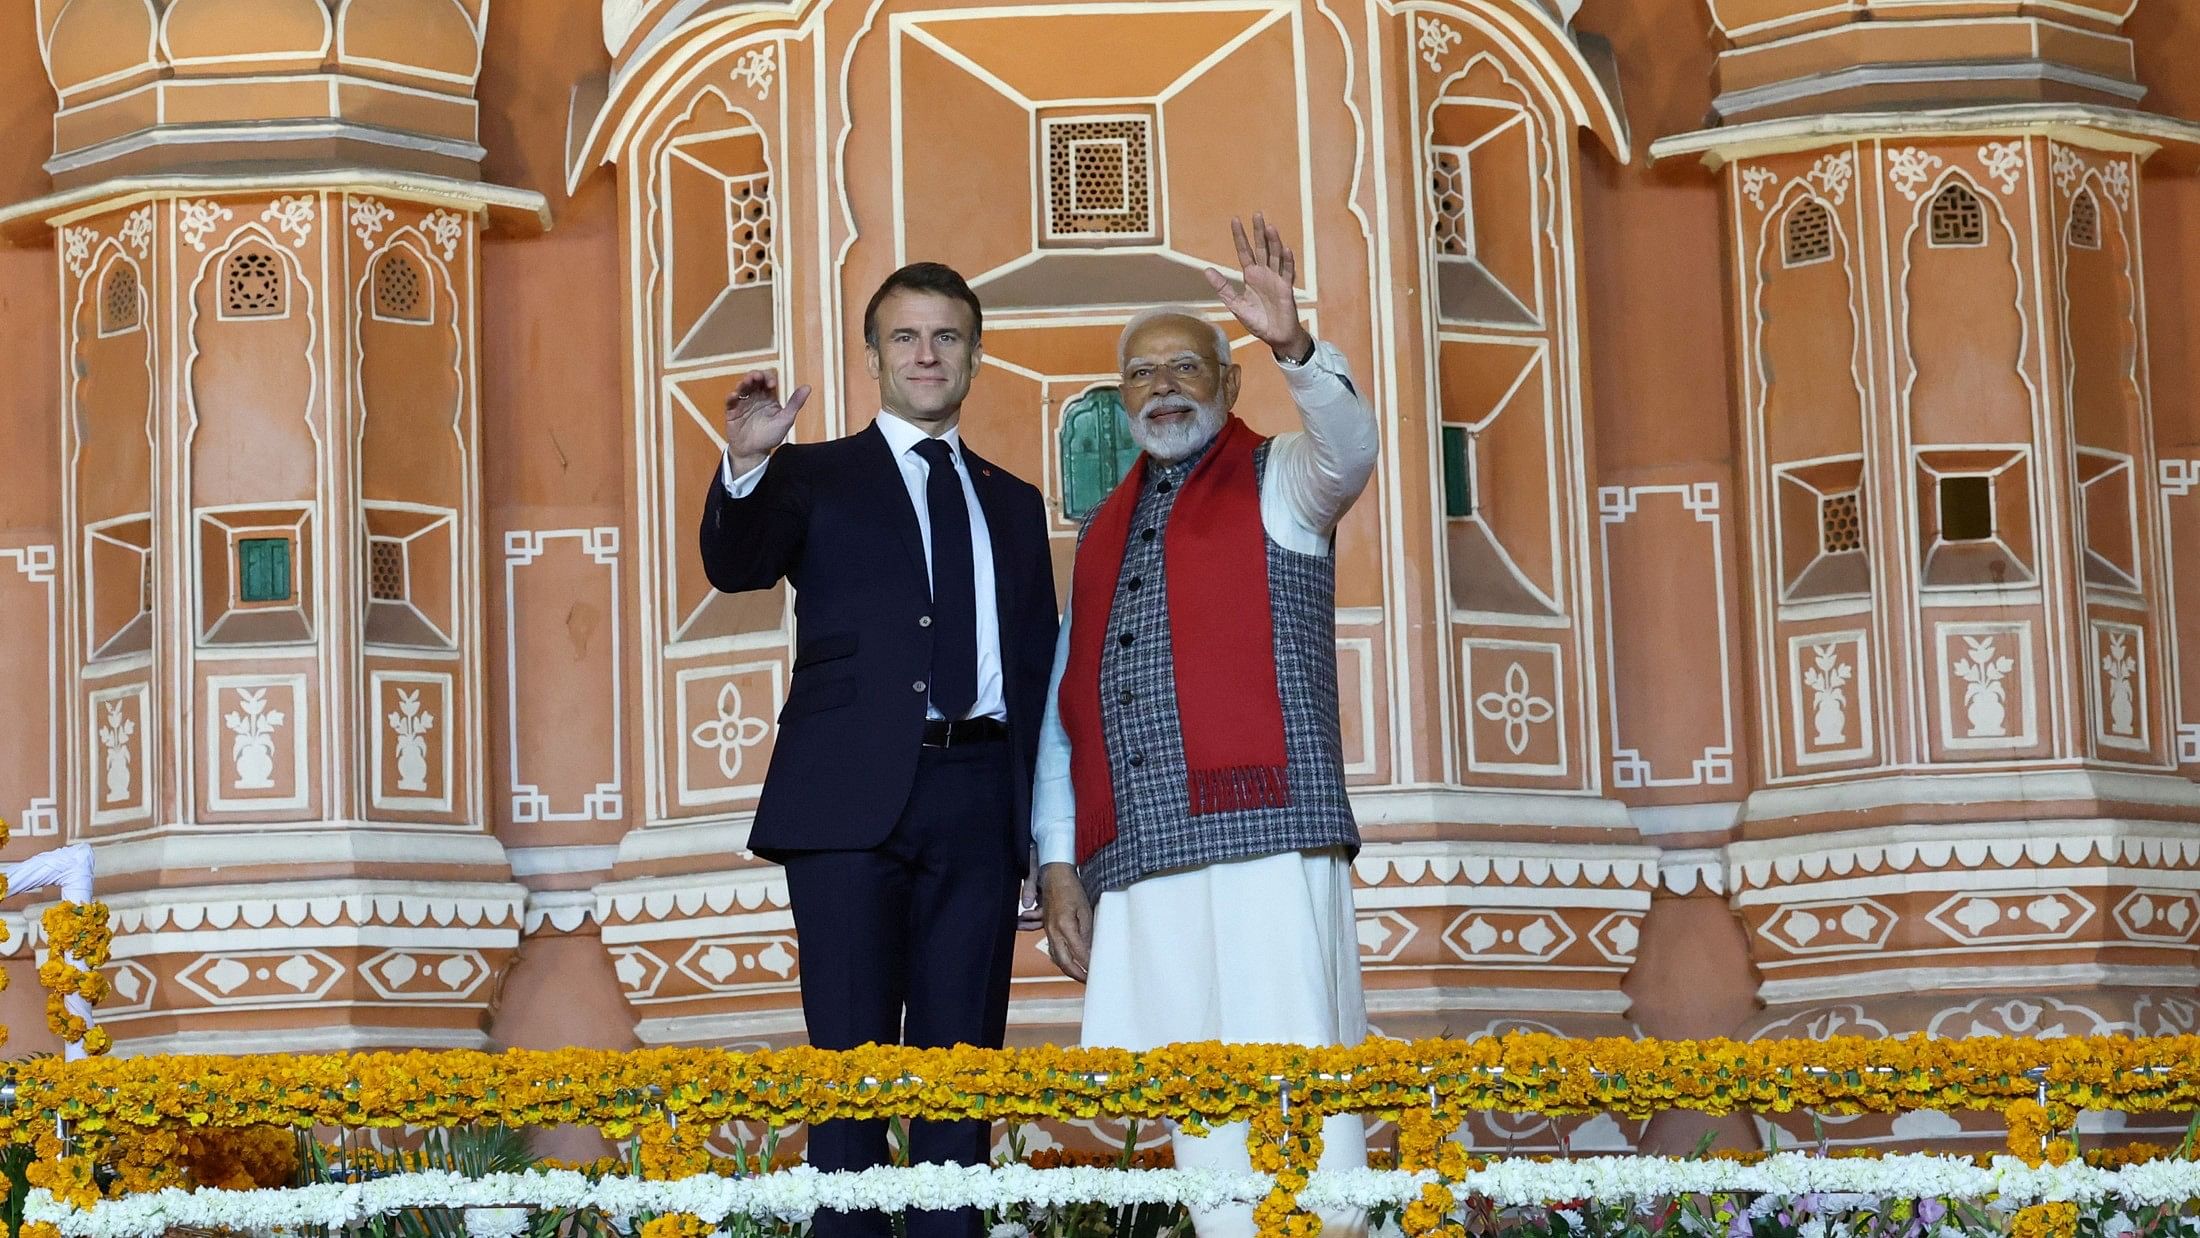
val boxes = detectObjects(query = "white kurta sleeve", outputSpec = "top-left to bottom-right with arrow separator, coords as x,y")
1031,600 -> 1078,867
1259,340 -> 1379,555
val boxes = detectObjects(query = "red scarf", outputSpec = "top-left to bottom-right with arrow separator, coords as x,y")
1059,416 -> 1292,864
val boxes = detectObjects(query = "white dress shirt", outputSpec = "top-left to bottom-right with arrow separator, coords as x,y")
721,411 -> 1006,721
1028,339 -> 1379,867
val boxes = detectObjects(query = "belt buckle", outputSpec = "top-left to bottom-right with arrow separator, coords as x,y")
936,721 -> 956,750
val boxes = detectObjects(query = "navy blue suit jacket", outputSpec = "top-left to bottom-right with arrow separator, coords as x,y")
699,421 -> 1058,866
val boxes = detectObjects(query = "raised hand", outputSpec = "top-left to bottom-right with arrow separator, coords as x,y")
722,370 -> 811,475
1203,212 -> 1314,363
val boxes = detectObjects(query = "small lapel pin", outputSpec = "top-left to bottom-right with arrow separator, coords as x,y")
981,468 -> 993,477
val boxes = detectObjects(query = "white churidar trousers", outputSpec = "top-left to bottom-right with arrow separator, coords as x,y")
1080,848 -> 1369,1238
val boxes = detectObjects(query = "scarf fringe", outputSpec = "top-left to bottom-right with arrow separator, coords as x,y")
1186,765 -> 1292,816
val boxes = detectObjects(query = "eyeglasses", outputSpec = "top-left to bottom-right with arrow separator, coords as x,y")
1121,357 -> 1219,388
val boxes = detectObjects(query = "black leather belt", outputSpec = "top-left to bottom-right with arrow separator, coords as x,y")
922,716 -> 1009,748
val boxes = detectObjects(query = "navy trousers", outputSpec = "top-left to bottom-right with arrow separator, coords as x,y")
779,736 -> 1021,1238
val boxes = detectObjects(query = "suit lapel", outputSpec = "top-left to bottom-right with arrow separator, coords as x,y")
856,421 -> 931,598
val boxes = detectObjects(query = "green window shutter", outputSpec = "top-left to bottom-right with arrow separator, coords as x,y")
1059,387 -> 1136,520
1441,425 -> 1473,519
237,537 -> 293,603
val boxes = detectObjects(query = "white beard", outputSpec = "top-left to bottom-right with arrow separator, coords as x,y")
1129,394 -> 1227,462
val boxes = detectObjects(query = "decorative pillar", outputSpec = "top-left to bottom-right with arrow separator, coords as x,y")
1654,0 -> 2200,1147
1,0 -> 547,1053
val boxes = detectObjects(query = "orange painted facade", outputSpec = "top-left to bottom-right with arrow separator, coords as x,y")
0,0 -> 2195,1151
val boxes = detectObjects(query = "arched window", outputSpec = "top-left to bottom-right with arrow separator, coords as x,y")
373,250 -> 430,322
1058,386 -> 1139,521
99,264 -> 140,334
2068,188 -> 2102,251
1928,184 -> 1985,249
221,247 -> 286,318
1782,201 -> 1833,267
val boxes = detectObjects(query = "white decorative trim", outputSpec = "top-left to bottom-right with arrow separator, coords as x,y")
505,844 -> 620,877
1744,769 -> 2200,822
2162,458 -> 2200,498
1922,887 -> 2095,945
206,675 -> 309,812
634,1006 -> 807,1044
421,208 -> 465,261
88,682 -> 150,827
1657,849 -> 1727,896
62,225 -> 97,277
119,206 -> 153,257
1757,896 -> 1896,956
1462,640 -> 1567,777
259,194 -> 317,248
1936,622 -> 2038,751
523,890 -> 599,936
101,880 -> 525,936
1788,632 -> 1871,766
2051,143 -> 2087,197
115,1024 -> 490,1057
1415,16 -> 1462,74
675,663 -> 780,807
1759,962 -> 2200,1005
1597,484 -> 1734,789
1348,840 -> 1660,891
597,867 -> 790,927
1740,166 -> 1778,210
503,529 -> 623,823
90,829 -> 509,878
1,544 -> 59,837
349,195 -> 396,247
2099,160 -> 2133,212
176,199 -> 234,251
1628,802 -> 1743,836
2089,619 -> 2149,752
1805,152 -> 1854,205
371,670 -> 455,813
731,44 -> 776,100
1886,147 -> 1946,201
1360,984 -> 1631,1016
1348,787 -> 1633,829
1727,819 -> 2200,891
1977,141 -> 2024,194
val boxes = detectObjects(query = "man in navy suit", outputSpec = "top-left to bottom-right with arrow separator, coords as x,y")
699,263 -> 1057,1238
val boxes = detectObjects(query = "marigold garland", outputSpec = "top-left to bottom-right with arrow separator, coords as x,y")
4,1033 -> 2195,1145
38,901 -> 113,1056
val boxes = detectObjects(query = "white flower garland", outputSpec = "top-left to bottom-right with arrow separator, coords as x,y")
24,1157 -> 2200,1238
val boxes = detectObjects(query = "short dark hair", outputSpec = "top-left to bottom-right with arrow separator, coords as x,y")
862,262 -> 983,348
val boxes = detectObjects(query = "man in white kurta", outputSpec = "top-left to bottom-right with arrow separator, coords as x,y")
1032,215 -> 1379,1238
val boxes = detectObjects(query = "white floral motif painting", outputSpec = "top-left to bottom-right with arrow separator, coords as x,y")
224,688 -> 286,790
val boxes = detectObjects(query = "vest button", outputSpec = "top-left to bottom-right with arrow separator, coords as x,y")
1157,480 -> 1174,493
1118,633 -> 1135,648
1127,576 -> 1143,590
1129,754 -> 1145,768
913,680 -> 927,693
918,615 -> 932,628
1140,528 -> 1156,542
1118,690 -> 1136,705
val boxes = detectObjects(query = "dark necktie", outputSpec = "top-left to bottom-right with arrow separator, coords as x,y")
913,438 -> 977,720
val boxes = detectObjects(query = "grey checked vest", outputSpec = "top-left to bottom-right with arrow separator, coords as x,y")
1077,439 -> 1360,901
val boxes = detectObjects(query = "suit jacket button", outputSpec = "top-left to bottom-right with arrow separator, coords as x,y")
913,680 -> 927,693
919,616 -> 933,627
